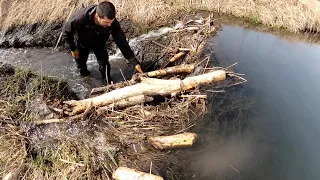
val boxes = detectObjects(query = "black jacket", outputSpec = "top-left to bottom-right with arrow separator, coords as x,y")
63,5 -> 137,63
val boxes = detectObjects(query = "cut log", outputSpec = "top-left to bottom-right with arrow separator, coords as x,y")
90,79 -> 137,97
169,52 -> 186,63
112,167 -> 164,180
108,95 -> 154,109
147,64 -> 195,77
148,132 -> 197,150
64,70 -> 226,115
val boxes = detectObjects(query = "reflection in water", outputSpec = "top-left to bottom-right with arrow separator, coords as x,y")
190,25 -> 320,180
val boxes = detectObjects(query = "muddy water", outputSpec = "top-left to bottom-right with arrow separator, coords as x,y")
190,25 -> 320,180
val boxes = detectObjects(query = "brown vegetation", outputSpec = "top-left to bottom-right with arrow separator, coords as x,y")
1,0 -> 320,33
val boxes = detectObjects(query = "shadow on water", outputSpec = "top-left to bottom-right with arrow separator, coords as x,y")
187,25 -> 320,180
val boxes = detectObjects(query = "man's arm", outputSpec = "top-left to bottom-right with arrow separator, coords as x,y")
111,19 -> 139,66
62,10 -> 85,52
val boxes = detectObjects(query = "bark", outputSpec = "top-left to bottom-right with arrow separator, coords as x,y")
64,70 -> 226,115
146,64 -> 195,77
112,167 -> 164,180
148,132 -> 197,150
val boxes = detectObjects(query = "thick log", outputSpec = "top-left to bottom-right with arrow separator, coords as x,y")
112,167 -> 164,180
148,132 -> 197,150
64,70 -> 226,115
147,64 -> 195,77
108,95 -> 153,109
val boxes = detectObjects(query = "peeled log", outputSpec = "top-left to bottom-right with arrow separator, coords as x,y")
112,167 -> 164,180
108,95 -> 153,109
147,64 -> 195,77
64,70 -> 226,115
148,132 -> 197,150
168,51 -> 186,63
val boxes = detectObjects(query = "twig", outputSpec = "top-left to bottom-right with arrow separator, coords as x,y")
206,90 -> 226,93
82,101 -> 93,120
151,40 -> 167,49
53,5 -> 76,51
119,69 -> 127,81
59,159 -> 85,167
181,95 -> 207,99
149,161 -> 153,174
229,165 -> 240,173
34,118 -> 65,125
225,62 -> 238,69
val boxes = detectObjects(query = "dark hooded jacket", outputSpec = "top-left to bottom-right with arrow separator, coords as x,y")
62,5 -> 137,64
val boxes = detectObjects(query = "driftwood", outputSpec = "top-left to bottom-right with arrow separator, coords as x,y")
112,167 -> 164,180
64,70 -> 226,115
148,132 -> 197,150
146,64 -> 195,77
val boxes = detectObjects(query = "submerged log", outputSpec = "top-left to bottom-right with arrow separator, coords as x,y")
147,64 -> 195,77
64,70 -> 226,115
112,167 -> 164,180
148,132 -> 197,150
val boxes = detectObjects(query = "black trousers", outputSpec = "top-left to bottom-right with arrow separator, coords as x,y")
75,45 -> 111,81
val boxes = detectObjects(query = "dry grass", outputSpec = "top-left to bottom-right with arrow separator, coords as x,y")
1,0 -> 320,33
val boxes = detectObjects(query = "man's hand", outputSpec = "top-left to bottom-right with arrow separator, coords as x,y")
135,64 -> 143,73
71,49 -> 79,59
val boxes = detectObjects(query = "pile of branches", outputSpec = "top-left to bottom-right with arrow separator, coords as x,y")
0,16 -> 246,180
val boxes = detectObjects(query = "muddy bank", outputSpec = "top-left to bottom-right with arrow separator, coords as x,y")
0,19 -> 136,48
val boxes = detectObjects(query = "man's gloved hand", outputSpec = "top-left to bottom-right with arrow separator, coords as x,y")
71,49 -> 79,59
135,64 -> 143,73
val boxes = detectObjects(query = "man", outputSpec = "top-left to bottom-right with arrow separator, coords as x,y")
63,1 -> 143,83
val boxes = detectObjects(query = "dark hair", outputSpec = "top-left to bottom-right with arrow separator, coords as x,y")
96,1 -> 116,19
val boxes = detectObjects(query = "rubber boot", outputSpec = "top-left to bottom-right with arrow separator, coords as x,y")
75,58 -> 90,77
99,65 -> 112,84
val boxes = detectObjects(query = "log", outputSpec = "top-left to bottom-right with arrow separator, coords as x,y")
90,79 -> 136,97
64,70 -> 226,115
168,51 -> 186,63
148,132 -> 197,150
108,95 -> 154,109
112,167 -> 164,180
146,64 -> 195,77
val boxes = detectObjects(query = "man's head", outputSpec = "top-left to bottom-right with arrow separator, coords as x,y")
95,1 -> 116,27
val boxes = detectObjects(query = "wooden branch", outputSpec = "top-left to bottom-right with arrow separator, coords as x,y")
112,167 -> 164,180
180,94 -> 207,99
147,64 -> 195,77
64,70 -> 226,115
34,118 -> 65,125
148,132 -> 197,150
34,114 -> 82,125
169,52 -> 186,63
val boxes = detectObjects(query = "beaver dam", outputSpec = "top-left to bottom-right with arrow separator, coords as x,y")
0,16 -> 250,179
